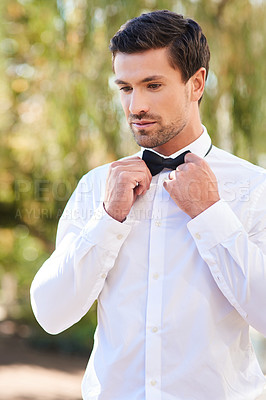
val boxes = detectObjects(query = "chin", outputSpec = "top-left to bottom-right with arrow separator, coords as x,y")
133,133 -> 158,148
135,139 -> 157,148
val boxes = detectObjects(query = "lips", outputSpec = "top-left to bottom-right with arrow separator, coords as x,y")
131,120 -> 156,129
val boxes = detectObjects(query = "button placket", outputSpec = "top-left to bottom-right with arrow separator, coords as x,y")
145,180 -> 164,400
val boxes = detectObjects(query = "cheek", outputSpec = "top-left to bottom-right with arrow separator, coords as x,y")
159,95 -> 180,118
167,91 -> 188,114
120,95 -> 130,116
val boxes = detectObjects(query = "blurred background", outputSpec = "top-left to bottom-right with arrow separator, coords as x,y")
0,0 -> 266,399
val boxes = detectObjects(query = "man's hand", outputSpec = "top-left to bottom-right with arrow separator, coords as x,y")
104,157 -> 152,222
163,153 -> 220,219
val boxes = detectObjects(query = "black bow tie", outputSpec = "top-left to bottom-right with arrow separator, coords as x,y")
142,149 -> 191,176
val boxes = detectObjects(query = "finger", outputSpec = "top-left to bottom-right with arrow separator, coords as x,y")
138,171 -> 152,192
111,157 -> 144,169
121,155 -> 142,162
119,156 -> 146,166
135,184 -> 144,196
168,170 -> 177,180
163,179 -> 169,191
184,152 -> 203,164
163,178 -> 173,193
111,158 -> 152,177
128,170 -> 151,193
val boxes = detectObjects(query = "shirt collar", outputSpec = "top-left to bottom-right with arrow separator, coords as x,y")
140,125 -> 211,159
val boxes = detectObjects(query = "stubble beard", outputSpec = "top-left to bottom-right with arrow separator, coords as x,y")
130,118 -> 188,149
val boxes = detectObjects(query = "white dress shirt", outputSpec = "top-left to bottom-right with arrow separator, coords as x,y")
30,127 -> 266,400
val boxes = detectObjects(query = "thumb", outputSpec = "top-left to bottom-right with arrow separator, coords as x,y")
184,152 -> 203,164
163,179 -> 171,193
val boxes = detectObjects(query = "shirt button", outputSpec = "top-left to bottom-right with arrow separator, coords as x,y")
195,232 -> 201,240
117,234 -> 123,240
153,273 -> 159,280
155,220 -> 161,227
150,380 -> 157,386
152,327 -> 158,333
101,273 -> 107,279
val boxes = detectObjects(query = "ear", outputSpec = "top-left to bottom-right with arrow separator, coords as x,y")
190,67 -> 206,102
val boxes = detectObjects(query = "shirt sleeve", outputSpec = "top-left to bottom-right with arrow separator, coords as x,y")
30,176 -> 132,335
187,193 -> 266,337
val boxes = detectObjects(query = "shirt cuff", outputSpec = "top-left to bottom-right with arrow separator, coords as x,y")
81,202 -> 132,254
187,199 -> 243,250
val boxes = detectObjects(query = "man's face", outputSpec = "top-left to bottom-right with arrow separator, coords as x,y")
114,47 -> 194,155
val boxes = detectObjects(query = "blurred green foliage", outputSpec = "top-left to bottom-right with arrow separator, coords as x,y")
0,0 -> 266,352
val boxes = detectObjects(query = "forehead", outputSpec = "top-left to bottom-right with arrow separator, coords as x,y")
114,48 -> 181,83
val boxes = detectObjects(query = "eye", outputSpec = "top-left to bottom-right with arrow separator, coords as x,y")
147,83 -> 161,90
119,86 -> 132,93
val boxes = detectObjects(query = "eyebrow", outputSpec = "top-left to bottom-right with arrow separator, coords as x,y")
114,75 -> 166,85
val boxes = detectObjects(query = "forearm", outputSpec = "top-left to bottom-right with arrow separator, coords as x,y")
30,205 -> 131,334
188,200 -> 266,336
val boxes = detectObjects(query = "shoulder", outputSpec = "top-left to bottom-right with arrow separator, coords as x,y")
208,146 -> 266,230
209,146 -> 266,189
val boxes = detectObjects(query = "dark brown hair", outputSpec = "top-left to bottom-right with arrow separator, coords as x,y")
109,10 -> 210,84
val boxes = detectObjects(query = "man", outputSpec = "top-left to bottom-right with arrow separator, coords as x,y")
31,10 -> 266,400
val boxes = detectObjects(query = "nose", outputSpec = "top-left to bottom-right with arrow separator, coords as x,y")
128,89 -> 149,115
